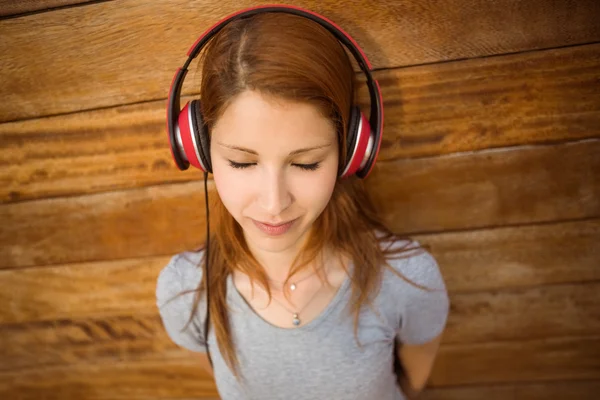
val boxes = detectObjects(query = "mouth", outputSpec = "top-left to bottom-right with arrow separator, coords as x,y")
252,218 -> 298,236
258,220 -> 294,227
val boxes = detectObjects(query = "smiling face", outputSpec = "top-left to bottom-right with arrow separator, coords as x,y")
210,90 -> 339,256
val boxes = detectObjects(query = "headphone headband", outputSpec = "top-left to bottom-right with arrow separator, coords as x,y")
167,4 -> 384,178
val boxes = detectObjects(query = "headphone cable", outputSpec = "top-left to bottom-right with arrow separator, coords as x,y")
203,171 -> 214,368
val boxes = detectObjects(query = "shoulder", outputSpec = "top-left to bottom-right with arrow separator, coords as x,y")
156,250 -> 205,299
380,238 -> 447,300
379,239 -> 450,345
155,249 -> 208,351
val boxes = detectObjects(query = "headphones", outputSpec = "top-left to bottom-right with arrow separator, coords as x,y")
165,4 -> 385,371
166,4 -> 384,180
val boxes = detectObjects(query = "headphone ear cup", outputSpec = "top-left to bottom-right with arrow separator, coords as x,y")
340,106 -> 361,178
190,99 -> 212,173
341,106 -> 372,179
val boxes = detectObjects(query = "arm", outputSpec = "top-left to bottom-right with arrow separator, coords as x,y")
396,331 -> 444,399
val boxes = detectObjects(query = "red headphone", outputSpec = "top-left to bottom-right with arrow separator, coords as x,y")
166,4 -> 384,179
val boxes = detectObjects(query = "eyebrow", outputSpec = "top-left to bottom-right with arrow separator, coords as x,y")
216,141 -> 332,156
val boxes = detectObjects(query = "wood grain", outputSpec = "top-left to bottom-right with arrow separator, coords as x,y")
1,218 -> 597,324
1,281 -> 599,370
422,380 -> 600,400
0,357 -> 220,399
2,43 -> 599,203
445,282 -> 600,344
0,0 -> 99,18
0,219 -> 597,375
1,218 -> 597,323
0,181 -> 213,269
1,0 -> 599,122
2,1 -> 599,398
367,139 -> 599,234
2,139 -> 598,269
415,219 -> 600,292
0,337 -> 598,398
0,256 -> 171,324
430,336 -> 600,386
0,314 -> 179,372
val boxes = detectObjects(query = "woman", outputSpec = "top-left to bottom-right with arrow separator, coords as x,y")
157,9 -> 449,400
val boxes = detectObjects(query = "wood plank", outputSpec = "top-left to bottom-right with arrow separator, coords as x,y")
1,219 -> 597,324
0,256 -> 171,323
0,314 -> 180,372
359,43 -> 600,160
444,282 -> 600,344
422,380 -> 600,400
2,281 -> 599,370
1,0 -> 599,122
2,43 -> 599,203
367,139 -> 599,234
0,1 -> 98,18
1,139 -> 598,269
0,181 -> 212,269
511,380 -> 600,400
430,336 -> 600,386
0,357 -> 219,399
0,337 -> 598,398
414,219 -> 600,292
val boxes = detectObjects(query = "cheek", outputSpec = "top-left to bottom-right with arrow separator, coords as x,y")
212,162 -> 248,216
294,162 -> 338,212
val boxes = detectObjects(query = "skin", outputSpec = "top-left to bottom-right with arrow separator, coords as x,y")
201,89 -> 443,396
210,90 -> 339,282
397,332 -> 444,398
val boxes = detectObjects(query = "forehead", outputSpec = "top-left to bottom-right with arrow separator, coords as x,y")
211,90 -> 336,149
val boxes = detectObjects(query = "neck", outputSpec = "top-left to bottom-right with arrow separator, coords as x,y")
244,236 -> 332,283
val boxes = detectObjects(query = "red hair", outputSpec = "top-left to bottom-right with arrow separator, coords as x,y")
181,13 -> 424,379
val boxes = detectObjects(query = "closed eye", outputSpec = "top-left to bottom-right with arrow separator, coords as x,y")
295,162 -> 320,171
227,160 -> 321,171
227,160 -> 254,169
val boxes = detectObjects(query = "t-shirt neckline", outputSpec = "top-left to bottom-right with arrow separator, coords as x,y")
227,262 -> 354,333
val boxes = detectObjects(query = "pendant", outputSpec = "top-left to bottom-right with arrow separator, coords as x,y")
292,313 -> 300,326
290,283 -> 296,291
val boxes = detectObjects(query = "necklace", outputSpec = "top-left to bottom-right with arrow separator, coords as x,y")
267,265 -> 324,292
266,280 -> 325,326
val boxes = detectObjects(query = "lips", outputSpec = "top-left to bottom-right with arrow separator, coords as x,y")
252,218 -> 297,236
259,220 -> 293,227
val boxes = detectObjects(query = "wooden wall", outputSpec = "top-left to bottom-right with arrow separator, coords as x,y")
1,0 -> 599,399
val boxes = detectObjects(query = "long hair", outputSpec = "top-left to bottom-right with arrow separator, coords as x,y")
180,13 -> 425,380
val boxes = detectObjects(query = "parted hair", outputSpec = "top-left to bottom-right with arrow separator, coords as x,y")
178,13 -> 426,380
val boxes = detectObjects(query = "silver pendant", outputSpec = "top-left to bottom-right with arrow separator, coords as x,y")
292,313 -> 300,326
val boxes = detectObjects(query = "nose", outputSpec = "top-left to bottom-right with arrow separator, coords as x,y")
257,167 -> 292,217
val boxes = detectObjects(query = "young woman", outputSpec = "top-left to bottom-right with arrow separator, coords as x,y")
157,9 -> 449,400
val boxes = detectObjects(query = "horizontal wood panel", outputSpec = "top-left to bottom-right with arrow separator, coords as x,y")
0,357 -> 219,399
431,336 -> 600,386
1,0 -> 599,122
0,314 -> 177,372
2,43 -> 599,203
0,256 -> 170,323
0,181 -> 212,269
446,282 -> 600,344
1,218 -> 597,324
415,219 -> 600,292
422,380 -> 600,400
1,337 -> 598,398
2,281 -> 599,371
0,0 -> 96,18
1,139 -> 598,269
1,219 -> 597,324
368,139 -> 599,233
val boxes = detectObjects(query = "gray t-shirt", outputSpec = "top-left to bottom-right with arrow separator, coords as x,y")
156,241 -> 450,400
